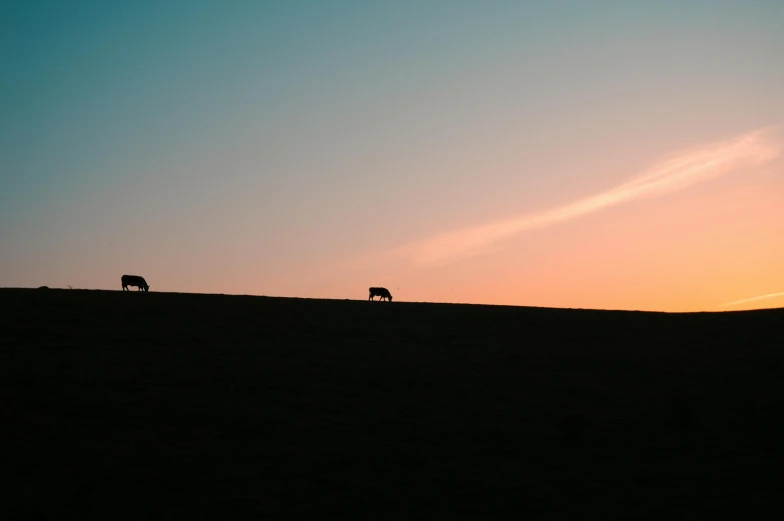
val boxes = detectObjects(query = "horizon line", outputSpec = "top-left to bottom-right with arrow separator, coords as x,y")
3,286 -> 783,314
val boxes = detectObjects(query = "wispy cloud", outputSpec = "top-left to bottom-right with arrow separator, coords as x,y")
391,126 -> 781,268
720,292 -> 784,308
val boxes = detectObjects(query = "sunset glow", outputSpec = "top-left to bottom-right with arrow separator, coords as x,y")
390,127 -> 781,268
720,292 -> 784,310
2,1 -> 783,312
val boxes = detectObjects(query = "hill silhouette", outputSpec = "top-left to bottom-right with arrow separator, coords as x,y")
2,288 -> 783,520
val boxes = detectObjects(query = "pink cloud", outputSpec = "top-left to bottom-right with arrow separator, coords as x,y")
391,126 -> 782,268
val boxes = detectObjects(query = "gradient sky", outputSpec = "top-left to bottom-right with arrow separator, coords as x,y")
2,0 -> 783,311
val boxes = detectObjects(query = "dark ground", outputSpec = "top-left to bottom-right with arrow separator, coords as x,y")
1,288 -> 783,520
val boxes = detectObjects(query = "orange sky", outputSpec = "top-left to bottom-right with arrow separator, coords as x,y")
307,129 -> 784,312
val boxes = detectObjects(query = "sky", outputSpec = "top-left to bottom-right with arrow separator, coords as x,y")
2,0 -> 783,312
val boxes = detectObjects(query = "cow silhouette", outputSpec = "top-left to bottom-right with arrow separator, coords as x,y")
122,274 -> 150,292
369,287 -> 393,302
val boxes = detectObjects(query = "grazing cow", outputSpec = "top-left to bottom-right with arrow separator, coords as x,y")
122,274 -> 150,292
369,287 -> 393,302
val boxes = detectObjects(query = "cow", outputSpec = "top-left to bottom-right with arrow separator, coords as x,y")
369,287 -> 393,302
122,274 -> 150,292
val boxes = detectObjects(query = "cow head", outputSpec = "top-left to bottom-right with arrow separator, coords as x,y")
143,285 -> 150,292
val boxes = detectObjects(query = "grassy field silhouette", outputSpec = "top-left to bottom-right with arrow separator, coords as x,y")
2,288 -> 783,520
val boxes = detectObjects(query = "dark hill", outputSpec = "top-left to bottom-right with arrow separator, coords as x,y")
2,288 -> 783,520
